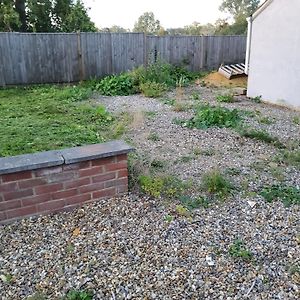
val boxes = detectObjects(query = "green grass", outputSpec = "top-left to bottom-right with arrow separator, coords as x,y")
0,85 -> 114,157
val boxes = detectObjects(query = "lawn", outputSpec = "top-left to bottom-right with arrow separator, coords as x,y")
0,85 -> 112,157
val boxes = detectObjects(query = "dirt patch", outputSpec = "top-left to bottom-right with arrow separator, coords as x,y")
199,72 -> 248,88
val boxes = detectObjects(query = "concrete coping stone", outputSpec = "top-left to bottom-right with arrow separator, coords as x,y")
0,140 -> 134,175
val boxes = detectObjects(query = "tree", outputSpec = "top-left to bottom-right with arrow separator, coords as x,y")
133,12 -> 161,35
100,25 -> 129,33
220,0 -> 260,20
15,0 -> 27,31
62,0 -> 96,32
0,0 -> 20,31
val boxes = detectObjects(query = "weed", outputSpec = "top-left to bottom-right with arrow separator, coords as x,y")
185,104 -> 241,129
193,147 -> 201,156
0,273 -> 13,284
292,116 -> 300,125
190,92 -> 200,100
144,111 -> 157,119
63,290 -> 93,300
179,155 -> 194,163
161,98 -> 175,106
225,167 -> 241,176
251,96 -> 262,103
95,105 -> 114,124
150,159 -> 165,170
269,166 -> 285,181
260,184 -> 300,206
173,101 -> 189,112
164,214 -> 174,222
199,148 -> 215,156
139,175 -> 190,199
27,294 -> 46,300
202,170 -> 233,198
140,81 -> 167,98
216,94 -> 234,103
147,132 -> 160,142
279,150 -> 300,168
229,239 -> 253,261
258,116 -> 274,125
175,205 -> 191,217
179,195 -> 210,209
240,128 -> 284,148
96,73 -> 137,96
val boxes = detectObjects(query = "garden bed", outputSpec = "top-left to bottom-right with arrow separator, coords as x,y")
1,81 -> 300,299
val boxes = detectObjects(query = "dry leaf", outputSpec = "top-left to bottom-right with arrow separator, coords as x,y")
72,228 -> 80,236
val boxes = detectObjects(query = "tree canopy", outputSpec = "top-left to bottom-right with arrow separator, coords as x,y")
133,12 -> 161,35
0,0 -> 96,32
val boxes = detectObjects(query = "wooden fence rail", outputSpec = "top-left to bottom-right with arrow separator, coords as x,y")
0,32 -> 247,86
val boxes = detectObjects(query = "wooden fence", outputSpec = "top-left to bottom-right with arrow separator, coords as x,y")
0,32 -> 247,86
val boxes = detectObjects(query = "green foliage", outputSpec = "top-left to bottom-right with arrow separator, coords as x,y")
96,73 -> 137,96
175,205 -> 191,217
161,98 -> 176,106
147,132 -> 160,141
191,92 -> 200,100
240,128 -> 284,148
202,170 -> 233,198
95,105 -> 113,124
251,95 -> 262,103
27,294 -> 46,300
164,214 -> 174,222
280,150 -> 300,168
260,185 -> 300,207
63,290 -> 93,300
258,116 -> 274,125
185,104 -> 241,129
139,175 -> 190,198
140,81 -> 167,98
150,159 -> 165,170
179,195 -> 210,210
0,85 -> 113,156
229,239 -> 253,261
216,94 -> 234,103
0,0 -> 21,31
133,11 -> 161,34
292,116 -> 300,125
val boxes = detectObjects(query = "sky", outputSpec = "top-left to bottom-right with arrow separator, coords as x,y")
82,0 -> 227,30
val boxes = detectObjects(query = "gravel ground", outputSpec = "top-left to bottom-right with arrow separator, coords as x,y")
1,84 -> 300,299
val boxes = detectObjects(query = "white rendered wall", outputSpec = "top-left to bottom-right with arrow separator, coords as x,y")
247,0 -> 300,109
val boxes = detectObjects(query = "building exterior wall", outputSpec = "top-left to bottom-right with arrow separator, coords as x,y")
247,0 -> 300,109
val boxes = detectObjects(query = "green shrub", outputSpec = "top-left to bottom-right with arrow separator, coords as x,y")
260,185 -> 300,207
216,94 -> 234,103
96,73 -> 137,96
63,290 -> 93,300
140,81 -> 167,97
202,170 -> 233,198
240,128 -> 284,148
186,104 -> 241,129
229,239 -> 253,261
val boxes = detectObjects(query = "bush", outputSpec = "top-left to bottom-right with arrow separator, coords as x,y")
186,104 -> 241,129
140,81 -> 167,98
96,73 -> 137,96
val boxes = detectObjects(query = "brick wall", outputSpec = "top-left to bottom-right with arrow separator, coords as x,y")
0,141 -> 133,224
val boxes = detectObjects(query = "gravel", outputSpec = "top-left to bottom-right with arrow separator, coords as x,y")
1,84 -> 300,299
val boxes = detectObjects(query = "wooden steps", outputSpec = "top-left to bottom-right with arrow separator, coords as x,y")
218,63 -> 246,79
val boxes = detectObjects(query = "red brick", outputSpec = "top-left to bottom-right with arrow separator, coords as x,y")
3,189 -> 33,201
52,189 -> 78,200
0,199 -> 21,211
92,172 -> 116,183
0,211 -> 6,222
105,162 -> 127,172
0,182 -> 18,193
35,183 -> 63,195
63,161 -> 90,171
64,177 -> 90,189
18,178 -> 46,189
22,194 -> 52,206
105,178 -> 128,188
34,166 -> 63,177
2,171 -> 32,183
117,185 -> 128,194
37,199 -> 65,213
6,205 -> 37,219
79,166 -> 103,177
117,169 -> 128,178
65,193 -> 91,205
117,154 -> 127,162
93,187 -> 116,199
79,182 -> 104,194
46,171 -> 77,184
91,156 -> 116,166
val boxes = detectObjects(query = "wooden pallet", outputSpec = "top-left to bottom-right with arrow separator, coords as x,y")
218,63 -> 246,79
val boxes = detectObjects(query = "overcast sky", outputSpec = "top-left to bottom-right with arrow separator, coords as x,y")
82,0 -> 227,29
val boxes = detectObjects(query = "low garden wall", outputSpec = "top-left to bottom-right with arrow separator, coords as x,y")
0,140 -> 133,224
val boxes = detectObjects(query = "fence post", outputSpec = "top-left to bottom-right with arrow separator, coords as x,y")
77,31 -> 85,81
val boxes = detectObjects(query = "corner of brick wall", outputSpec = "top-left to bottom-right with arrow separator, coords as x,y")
0,142 -> 133,224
